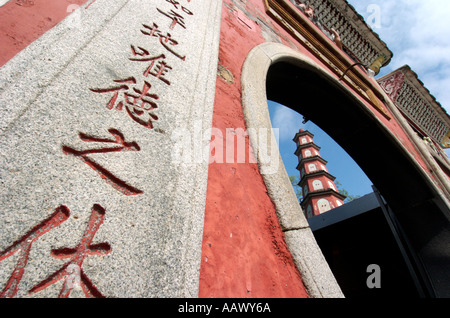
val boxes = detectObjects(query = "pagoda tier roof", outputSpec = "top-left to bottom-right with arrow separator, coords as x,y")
292,129 -> 314,142
296,155 -> 328,170
294,142 -> 321,156
300,188 -> 347,206
298,170 -> 337,186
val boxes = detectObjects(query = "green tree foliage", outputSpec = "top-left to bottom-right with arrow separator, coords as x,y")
335,180 -> 361,203
289,175 -> 303,202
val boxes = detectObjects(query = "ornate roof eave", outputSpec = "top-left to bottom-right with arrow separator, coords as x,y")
264,0 -> 392,120
298,170 -> 337,186
296,155 -> 328,170
379,65 -> 450,122
378,65 -> 450,146
294,142 -> 321,156
332,0 -> 393,67
292,130 -> 314,142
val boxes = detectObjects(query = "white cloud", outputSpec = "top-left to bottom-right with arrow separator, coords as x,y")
269,101 -> 303,141
407,1 -> 450,42
347,0 -> 450,113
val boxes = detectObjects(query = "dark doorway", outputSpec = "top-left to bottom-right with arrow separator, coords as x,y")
309,191 -> 422,297
266,60 -> 450,297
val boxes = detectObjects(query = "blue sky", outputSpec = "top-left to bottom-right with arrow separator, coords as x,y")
347,0 -> 450,118
268,101 -> 374,198
348,0 -> 450,158
268,0 -> 450,198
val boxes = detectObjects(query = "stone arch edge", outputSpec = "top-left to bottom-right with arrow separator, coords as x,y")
241,42 -> 345,298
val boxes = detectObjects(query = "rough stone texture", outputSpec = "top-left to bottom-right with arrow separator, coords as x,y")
0,0 -> 222,298
241,43 -> 312,231
241,42 -> 344,297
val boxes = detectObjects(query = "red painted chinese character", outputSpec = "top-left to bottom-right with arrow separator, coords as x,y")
141,23 -> 186,61
0,206 -> 70,298
165,0 -> 193,15
140,22 -> 161,37
157,8 -> 186,30
62,128 -> 144,195
85,0 -> 97,9
124,80 -> 160,127
29,204 -> 111,298
158,32 -> 186,61
90,77 -> 160,128
90,77 -> 136,111
129,46 -> 172,85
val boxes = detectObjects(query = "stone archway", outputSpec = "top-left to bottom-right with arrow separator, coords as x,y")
241,42 -> 450,297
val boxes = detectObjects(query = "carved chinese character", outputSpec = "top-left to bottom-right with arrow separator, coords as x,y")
165,0 -> 193,15
90,77 -> 160,129
62,128 -> 143,195
129,46 -> 172,85
157,8 -> 187,30
86,0 -> 97,9
29,204 -> 111,298
0,206 -> 70,298
141,23 -> 186,61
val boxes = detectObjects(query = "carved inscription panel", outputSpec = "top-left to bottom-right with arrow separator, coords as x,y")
0,0 -> 219,297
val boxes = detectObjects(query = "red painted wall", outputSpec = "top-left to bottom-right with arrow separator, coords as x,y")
0,0 -> 89,67
198,0 -> 310,298
0,0 -> 310,298
198,0 -> 435,297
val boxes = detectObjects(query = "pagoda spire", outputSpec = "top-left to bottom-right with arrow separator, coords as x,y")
293,129 -> 346,219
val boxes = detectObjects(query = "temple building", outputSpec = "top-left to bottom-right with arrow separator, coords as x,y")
378,65 -> 450,173
293,129 -> 346,218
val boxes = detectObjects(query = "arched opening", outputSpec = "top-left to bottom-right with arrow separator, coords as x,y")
241,43 -> 450,298
266,60 -> 450,298
269,99 -> 420,297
